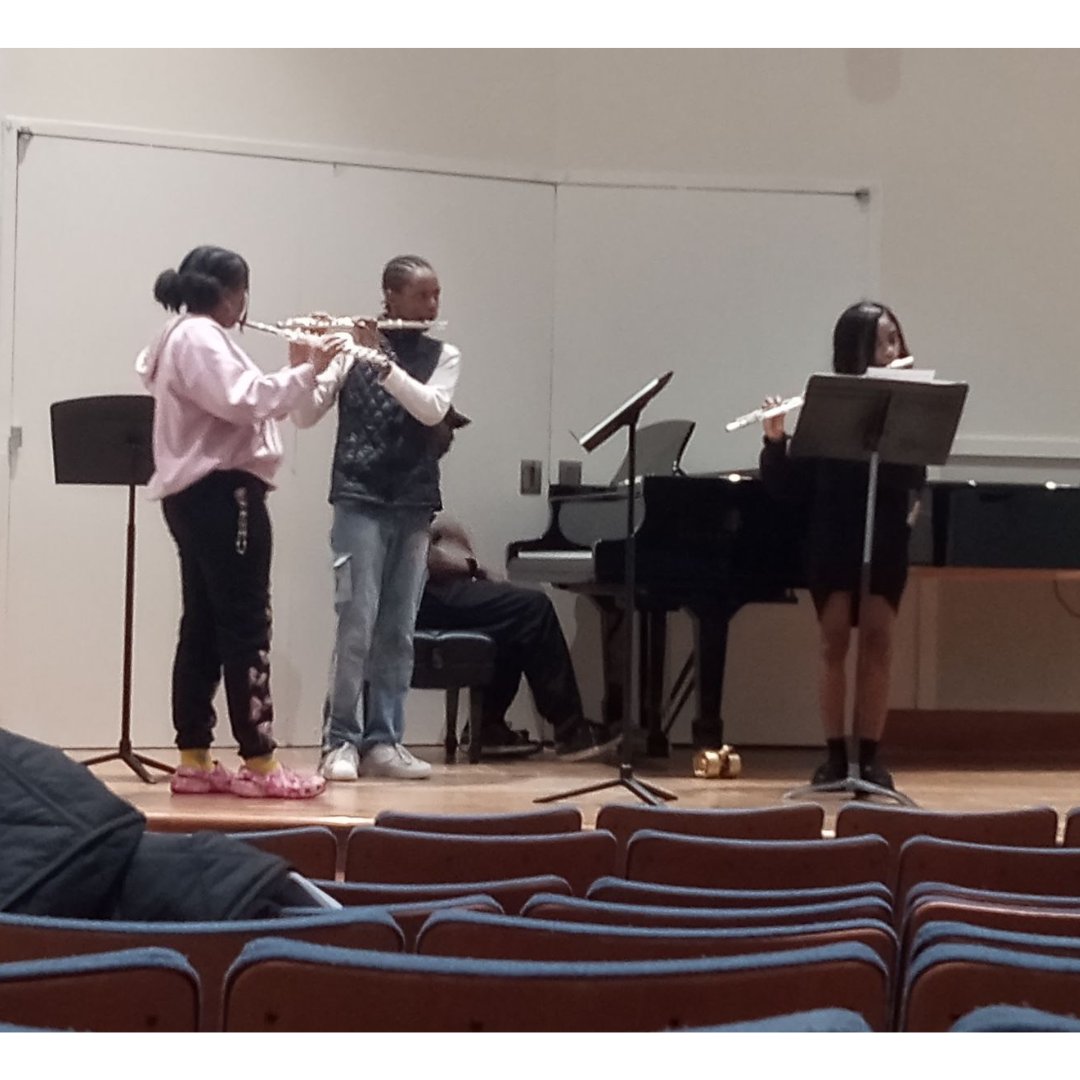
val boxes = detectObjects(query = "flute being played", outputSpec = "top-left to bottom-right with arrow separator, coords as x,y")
244,319 -> 389,371
277,315 -> 447,332
724,354 -> 916,432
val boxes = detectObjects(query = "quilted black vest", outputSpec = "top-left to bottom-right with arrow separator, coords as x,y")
329,330 -> 445,511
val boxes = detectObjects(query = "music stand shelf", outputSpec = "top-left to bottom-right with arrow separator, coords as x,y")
536,372 -> 677,806
781,372 -> 968,807
51,395 -> 173,783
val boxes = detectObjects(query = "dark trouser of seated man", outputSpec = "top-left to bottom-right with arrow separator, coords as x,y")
418,517 -> 618,761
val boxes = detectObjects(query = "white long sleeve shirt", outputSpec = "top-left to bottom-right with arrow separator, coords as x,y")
290,340 -> 461,430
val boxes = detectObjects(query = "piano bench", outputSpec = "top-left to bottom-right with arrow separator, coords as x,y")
411,629 -> 497,764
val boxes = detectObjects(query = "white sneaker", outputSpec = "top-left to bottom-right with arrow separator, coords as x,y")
361,743 -> 432,780
320,743 -> 360,782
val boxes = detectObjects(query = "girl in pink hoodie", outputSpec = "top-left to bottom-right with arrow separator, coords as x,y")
137,245 -> 338,799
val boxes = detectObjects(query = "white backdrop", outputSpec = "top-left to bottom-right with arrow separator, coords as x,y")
0,127 -> 874,751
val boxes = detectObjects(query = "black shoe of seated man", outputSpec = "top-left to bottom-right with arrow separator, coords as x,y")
555,721 -> 621,762
858,761 -> 895,791
810,758 -> 849,787
462,722 -> 542,759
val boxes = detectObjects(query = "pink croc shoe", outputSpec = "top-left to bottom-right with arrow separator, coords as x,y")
231,764 -> 326,800
169,761 -> 235,795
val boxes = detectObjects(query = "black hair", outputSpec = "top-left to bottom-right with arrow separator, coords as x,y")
381,254 -> 434,294
153,245 -> 250,315
832,300 -> 909,375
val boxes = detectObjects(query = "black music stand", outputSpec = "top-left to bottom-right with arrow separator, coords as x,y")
536,372 -> 678,806
50,395 -> 174,783
781,372 -> 968,807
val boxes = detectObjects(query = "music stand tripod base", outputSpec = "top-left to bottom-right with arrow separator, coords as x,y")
782,773 -> 916,808
82,745 -> 174,784
536,372 -> 679,807
535,763 -> 677,807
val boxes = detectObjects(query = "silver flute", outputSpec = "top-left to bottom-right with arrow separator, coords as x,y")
724,355 -> 916,432
276,315 -> 447,332
244,319 -> 387,368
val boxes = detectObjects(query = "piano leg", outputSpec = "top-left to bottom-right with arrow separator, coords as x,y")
641,608 -> 669,758
595,597 -> 625,730
690,608 -> 730,749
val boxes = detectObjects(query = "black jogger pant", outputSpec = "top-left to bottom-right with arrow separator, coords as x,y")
161,469 -> 276,761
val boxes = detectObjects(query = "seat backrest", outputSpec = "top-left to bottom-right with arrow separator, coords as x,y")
910,919 -> 1080,967
224,937 -> 890,1031
895,837 -> 1080,926
414,908 -> 897,970
905,895 -> 1080,965
228,826 -> 340,880
0,907 -> 402,1031
521,892 -> 893,930
585,876 -> 893,909
0,946 -> 199,1031
835,804 -> 1058,888
374,808 -> 582,835
374,895 -> 504,949
313,875 -> 572,915
344,828 -> 617,895
624,832 -> 890,891
901,941 -> 1080,1032
596,803 -> 824,873
950,1004 -> 1080,1032
700,1007 -> 872,1033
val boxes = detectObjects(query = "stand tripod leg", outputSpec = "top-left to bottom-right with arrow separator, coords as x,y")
783,775 -> 917,807
534,765 -> 676,806
81,745 -> 174,783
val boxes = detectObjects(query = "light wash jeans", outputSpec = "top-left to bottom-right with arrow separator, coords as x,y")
322,502 -> 432,753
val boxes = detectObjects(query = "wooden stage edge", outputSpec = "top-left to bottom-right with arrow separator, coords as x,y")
67,717 -> 1080,840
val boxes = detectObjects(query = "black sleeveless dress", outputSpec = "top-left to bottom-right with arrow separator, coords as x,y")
759,435 -> 925,623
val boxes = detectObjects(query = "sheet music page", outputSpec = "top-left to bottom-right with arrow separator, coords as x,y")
866,366 -> 937,383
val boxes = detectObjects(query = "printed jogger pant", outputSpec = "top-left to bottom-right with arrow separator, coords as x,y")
162,469 -> 276,761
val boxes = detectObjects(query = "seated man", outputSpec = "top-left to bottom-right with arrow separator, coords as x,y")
417,515 -> 618,761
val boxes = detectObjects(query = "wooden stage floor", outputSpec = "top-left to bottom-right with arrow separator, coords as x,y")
77,744 -> 1080,840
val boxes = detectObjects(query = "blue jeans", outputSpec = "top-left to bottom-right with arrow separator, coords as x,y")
322,502 -> 432,753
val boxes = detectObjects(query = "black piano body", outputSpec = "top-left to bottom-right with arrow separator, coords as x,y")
911,479 -> 1080,570
506,472 -> 807,753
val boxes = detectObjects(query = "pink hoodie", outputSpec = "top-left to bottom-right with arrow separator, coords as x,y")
135,314 -> 316,500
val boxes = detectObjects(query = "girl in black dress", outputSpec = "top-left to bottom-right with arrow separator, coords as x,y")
759,302 -> 926,790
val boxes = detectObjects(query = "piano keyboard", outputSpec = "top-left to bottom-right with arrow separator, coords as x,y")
507,549 -> 595,585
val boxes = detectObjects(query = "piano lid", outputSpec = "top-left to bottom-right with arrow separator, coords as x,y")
609,419 -> 695,486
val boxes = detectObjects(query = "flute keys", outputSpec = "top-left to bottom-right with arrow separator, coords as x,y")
692,746 -> 742,780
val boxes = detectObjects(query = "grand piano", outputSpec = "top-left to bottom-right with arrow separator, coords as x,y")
506,421 -> 807,754
506,422 -> 1080,755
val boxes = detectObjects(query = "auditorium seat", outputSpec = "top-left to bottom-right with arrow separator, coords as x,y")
595,803 -> 824,873
223,937 -> 891,1031
343,827 -> 617,896
0,946 -> 199,1032
414,907 -> 898,970
901,939 -> 1080,1032
0,906 -> 402,1030
521,892 -> 894,931
312,874 -> 573,916
374,807 -> 582,835
835,804 -> 1058,889
585,877 -> 893,909
624,832 -> 890,891
229,826 -> 340,880
895,837 -> 1080,929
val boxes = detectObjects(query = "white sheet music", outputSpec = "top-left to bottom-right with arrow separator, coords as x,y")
867,366 -> 937,383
